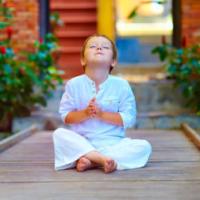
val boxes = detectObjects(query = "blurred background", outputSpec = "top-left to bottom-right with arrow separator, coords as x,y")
1,0 -> 200,135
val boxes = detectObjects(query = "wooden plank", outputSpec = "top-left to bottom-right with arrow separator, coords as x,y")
0,181 -> 199,200
0,129 -> 200,200
1,131 -> 199,163
0,161 -> 200,183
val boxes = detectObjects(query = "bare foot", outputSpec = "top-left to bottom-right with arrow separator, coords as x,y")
76,157 -> 96,172
103,158 -> 117,173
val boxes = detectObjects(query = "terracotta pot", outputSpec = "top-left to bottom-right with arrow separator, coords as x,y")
0,113 -> 12,133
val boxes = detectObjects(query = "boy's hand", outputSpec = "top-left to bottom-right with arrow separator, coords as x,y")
85,98 -> 102,118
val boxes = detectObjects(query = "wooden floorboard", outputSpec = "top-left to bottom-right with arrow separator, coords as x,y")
0,129 -> 200,200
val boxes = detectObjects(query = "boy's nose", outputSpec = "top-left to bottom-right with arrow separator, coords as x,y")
97,46 -> 102,50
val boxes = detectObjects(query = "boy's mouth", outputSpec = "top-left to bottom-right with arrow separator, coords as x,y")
95,52 -> 104,55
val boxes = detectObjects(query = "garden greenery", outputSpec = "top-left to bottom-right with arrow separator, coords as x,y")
152,42 -> 200,114
0,1 -> 63,131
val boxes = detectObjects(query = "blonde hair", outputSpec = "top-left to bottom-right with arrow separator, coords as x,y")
80,34 -> 117,73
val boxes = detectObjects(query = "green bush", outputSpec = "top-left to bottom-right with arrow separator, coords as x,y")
152,42 -> 200,114
0,2 -> 63,132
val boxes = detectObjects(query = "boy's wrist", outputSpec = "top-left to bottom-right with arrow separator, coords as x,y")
82,109 -> 90,119
96,110 -> 103,120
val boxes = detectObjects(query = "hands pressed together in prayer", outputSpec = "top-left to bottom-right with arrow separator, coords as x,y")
84,97 -> 123,126
85,98 -> 102,119
65,97 -> 123,126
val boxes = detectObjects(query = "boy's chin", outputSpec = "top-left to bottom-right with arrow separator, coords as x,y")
92,63 -> 111,69
90,59 -> 111,66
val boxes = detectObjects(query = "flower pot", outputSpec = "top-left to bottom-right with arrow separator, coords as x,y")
0,113 -> 13,133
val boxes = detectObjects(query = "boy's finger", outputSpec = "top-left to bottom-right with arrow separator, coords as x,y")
90,97 -> 96,102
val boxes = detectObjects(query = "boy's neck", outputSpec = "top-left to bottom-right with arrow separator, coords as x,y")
85,68 -> 109,86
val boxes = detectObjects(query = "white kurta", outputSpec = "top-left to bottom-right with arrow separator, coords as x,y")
53,74 -> 152,170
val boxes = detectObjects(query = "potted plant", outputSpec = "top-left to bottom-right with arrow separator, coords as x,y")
0,2 -> 63,132
152,37 -> 200,114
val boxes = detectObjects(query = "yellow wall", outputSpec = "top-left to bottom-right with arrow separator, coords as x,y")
97,0 -> 115,41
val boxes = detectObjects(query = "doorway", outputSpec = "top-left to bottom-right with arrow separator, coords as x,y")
115,0 -> 172,66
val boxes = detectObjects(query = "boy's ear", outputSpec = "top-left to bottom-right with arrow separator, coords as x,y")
111,59 -> 117,68
81,57 -> 86,66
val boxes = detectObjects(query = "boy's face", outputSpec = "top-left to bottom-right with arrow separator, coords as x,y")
82,36 -> 115,69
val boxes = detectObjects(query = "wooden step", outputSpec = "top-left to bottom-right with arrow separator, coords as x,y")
58,15 -> 96,23
50,0 -> 97,78
51,2 -> 96,10
51,0 -> 95,4
56,24 -> 96,35
59,46 -> 81,53
56,30 -> 96,38
57,35 -> 90,47
136,112 -> 200,129
57,53 -> 81,64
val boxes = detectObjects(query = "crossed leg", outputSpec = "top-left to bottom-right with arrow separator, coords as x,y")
76,151 -> 117,173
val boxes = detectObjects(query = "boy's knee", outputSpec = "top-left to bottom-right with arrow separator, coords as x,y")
142,140 -> 152,154
53,128 -> 65,139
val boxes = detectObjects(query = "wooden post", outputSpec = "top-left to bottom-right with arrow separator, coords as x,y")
39,0 -> 50,39
181,123 -> 200,150
172,0 -> 182,48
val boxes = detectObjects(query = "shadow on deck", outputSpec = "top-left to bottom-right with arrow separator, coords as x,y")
0,129 -> 200,200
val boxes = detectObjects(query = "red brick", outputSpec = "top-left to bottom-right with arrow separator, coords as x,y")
6,0 -> 39,52
182,0 -> 200,44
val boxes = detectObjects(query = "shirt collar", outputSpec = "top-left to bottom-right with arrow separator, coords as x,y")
84,74 -> 110,88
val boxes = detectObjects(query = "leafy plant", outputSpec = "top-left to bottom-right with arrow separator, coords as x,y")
152,40 -> 200,114
27,33 -> 63,97
0,2 -> 63,132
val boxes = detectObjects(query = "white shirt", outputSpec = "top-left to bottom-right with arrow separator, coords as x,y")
59,74 -> 137,147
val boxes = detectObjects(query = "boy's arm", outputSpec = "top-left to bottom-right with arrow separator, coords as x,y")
92,81 -> 136,128
91,101 -> 123,126
64,109 -> 89,124
97,111 -> 123,126
64,98 -> 96,124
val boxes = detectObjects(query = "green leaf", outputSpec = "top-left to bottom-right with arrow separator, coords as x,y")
167,64 -> 177,75
176,49 -> 184,56
193,61 -> 200,74
50,12 -> 60,21
127,7 -> 138,19
34,41 -> 40,48
180,64 -> 192,76
157,0 -> 167,4
48,66 -> 57,74
173,58 -> 182,64
152,45 -> 170,61
0,21 -> 9,28
38,52 -> 47,60
3,64 -> 12,74
5,48 -> 14,58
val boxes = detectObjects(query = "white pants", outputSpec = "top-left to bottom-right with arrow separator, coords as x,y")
53,128 -> 152,171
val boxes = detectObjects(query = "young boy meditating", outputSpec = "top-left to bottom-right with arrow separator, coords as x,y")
53,35 -> 152,173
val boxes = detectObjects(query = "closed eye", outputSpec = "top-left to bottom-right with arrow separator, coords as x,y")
89,45 -> 96,48
103,46 -> 110,49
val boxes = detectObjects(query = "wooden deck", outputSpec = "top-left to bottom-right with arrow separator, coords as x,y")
0,129 -> 200,200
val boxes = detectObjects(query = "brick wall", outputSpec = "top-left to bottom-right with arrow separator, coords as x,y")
182,0 -> 200,45
7,0 -> 39,52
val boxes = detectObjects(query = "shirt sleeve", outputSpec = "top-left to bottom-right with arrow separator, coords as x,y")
59,81 -> 76,123
118,81 -> 137,129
